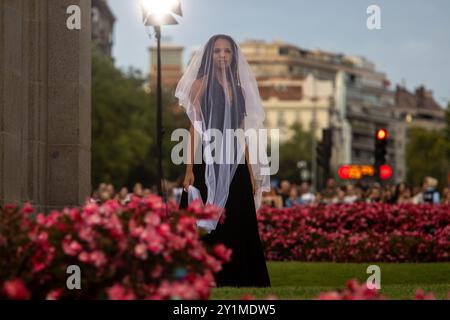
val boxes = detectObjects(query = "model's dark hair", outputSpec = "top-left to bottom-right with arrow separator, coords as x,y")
196,34 -> 239,82
197,34 -> 246,124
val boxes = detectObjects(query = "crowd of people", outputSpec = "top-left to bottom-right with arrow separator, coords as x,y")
262,176 -> 450,208
90,175 -> 449,208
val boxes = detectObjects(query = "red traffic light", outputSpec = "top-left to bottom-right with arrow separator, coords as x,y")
376,129 -> 388,140
379,164 -> 392,180
338,165 -> 350,179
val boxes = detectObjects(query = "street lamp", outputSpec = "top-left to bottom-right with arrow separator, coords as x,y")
140,0 -> 182,196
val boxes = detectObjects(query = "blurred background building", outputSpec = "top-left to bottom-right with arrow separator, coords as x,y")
239,39 -> 446,184
92,0 -> 116,58
149,41 -> 184,91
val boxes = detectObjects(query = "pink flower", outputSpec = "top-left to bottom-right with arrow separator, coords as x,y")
106,284 -> 136,300
415,289 -> 436,300
204,255 -> 222,273
83,202 -> 98,216
144,213 -> 161,226
3,204 -> 17,211
38,232 -> 48,242
36,213 -> 46,226
134,243 -> 148,260
3,279 -> 31,300
78,251 -> 89,263
316,291 -> 342,300
151,264 -> 163,279
22,202 -> 34,215
89,251 -> 107,268
213,244 -> 232,262
46,289 -> 62,300
86,213 -> 101,226
62,237 -> 83,256
158,223 -> 171,237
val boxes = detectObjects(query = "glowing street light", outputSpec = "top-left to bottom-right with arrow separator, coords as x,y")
141,0 -> 182,26
140,0 -> 182,197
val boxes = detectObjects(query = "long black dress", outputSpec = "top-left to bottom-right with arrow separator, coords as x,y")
178,79 -> 271,287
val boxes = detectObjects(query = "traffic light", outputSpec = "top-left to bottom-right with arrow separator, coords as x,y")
374,128 -> 388,166
316,128 -> 332,177
374,128 -> 388,181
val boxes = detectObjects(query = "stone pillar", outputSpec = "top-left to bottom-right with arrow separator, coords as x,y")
0,0 -> 91,213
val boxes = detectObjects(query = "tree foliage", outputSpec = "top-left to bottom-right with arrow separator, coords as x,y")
92,47 -> 188,192
405,104 -> 450,190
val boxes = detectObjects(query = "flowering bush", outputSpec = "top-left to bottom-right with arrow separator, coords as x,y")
316,279 -> 440,300
316,279 -> 386,300
239,279 -> 445,300
0,197 -> 230,300
258,203 -> 450,262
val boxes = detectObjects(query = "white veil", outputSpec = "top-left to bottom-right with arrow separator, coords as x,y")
175,34 -> 270,231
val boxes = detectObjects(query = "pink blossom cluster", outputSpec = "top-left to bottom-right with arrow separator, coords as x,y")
257,203 -> 450,262
316,279 -> 440,300
0,197 -> 229,300
240,279 -> 447,300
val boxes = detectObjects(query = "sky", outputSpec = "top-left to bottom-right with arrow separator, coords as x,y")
107,0 -> 450,107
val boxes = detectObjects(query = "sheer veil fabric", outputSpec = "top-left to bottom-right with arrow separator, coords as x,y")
175,34 -> 270,231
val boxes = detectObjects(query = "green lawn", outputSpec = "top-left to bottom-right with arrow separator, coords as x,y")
211,262 -> 450,300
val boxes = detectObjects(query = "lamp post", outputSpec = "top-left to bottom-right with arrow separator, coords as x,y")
141,0 -> 182,196
311,70 -> 318,193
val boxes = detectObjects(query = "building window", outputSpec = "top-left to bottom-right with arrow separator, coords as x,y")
279,47 -> 289,56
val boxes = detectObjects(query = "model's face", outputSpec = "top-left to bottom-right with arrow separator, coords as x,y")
213,38 -> 232,70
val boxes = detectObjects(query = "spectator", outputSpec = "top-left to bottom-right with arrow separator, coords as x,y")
299,181 -> 315,205
354,186 -> 365,203
411,186 -> 423,204
106,184 -> 115,199
311,192 -> 324,206
394,182 -> 409,203
422,176 -> 440,204
397,186 -> 414,204
143,188 -> 152,197
277,180 -> 291,207
332,186 -> 346,204
381,186 -> 396,204
321,178 -> 337,204
116,187 -> 130,205
285,187 -> 302,207
133,183 -> 143,197
366,185 -> 381,203
262,188 -> 283,208
343,184 -> 358,204
441,187 -> 450,205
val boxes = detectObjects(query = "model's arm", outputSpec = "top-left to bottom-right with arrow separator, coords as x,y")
183,79 -> 204,192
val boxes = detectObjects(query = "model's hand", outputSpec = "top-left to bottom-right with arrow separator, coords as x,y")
183,170 -> 195,192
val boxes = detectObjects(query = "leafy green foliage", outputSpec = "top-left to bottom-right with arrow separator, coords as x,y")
92,47 -> 188,191
275,123 -> 313,183
405,104 -> 450,190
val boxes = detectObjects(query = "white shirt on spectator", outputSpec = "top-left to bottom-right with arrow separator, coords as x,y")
300,192 -> 315,205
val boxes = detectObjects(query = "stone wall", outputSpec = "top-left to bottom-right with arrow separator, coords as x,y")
0,0 -> 91,213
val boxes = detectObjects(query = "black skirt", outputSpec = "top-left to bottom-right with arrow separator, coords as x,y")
179,159 -> 271,287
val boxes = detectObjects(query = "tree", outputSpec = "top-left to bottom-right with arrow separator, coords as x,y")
275,123 -> 313,183
92,47 -> 187,192
405,126 -> 449,191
